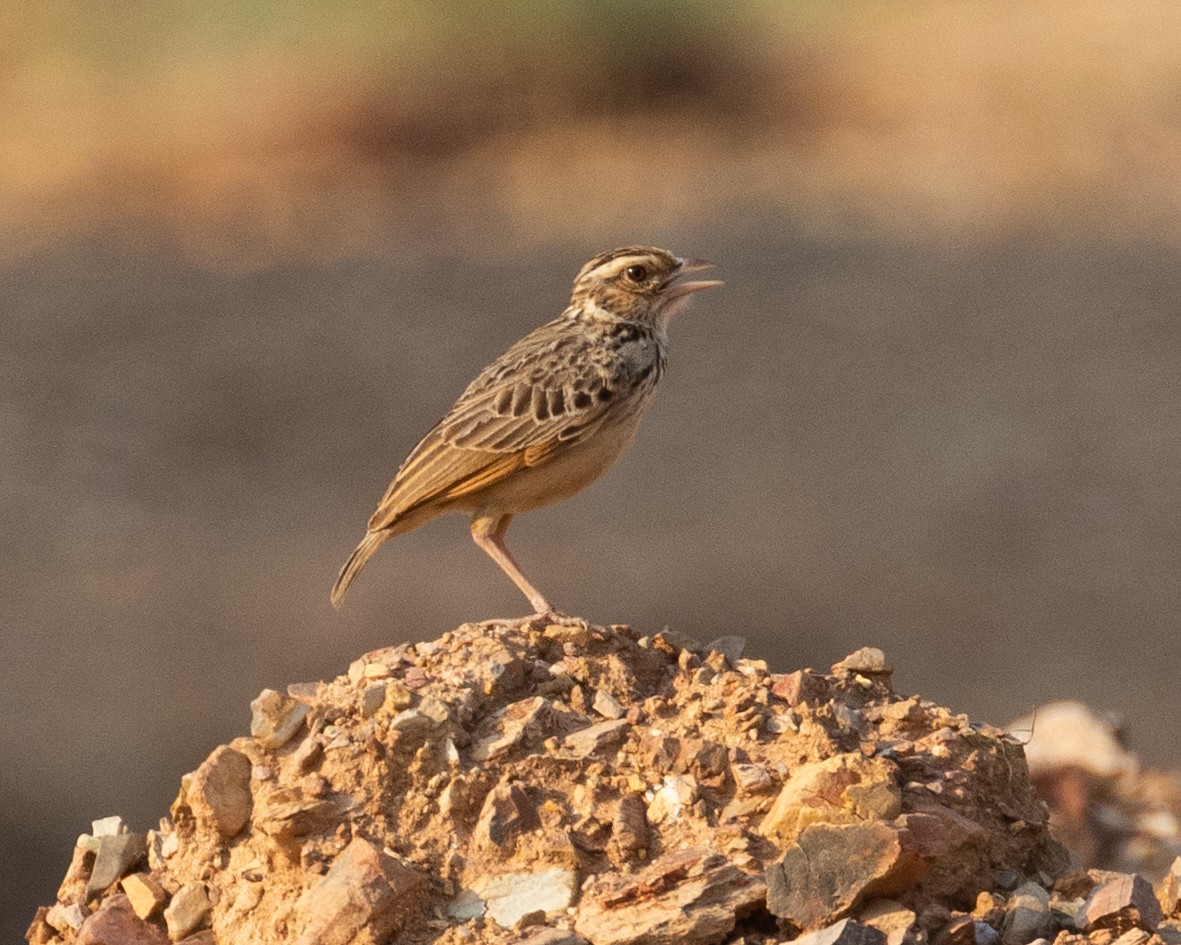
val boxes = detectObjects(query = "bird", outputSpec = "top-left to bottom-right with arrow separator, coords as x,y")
331,246 -> 722,616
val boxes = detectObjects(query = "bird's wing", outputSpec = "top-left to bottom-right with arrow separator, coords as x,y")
366,317 -> 632,531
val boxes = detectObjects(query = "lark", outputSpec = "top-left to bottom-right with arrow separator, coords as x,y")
331,246 -> 722,615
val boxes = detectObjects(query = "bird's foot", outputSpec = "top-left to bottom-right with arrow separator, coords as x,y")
477,608 -> 585,630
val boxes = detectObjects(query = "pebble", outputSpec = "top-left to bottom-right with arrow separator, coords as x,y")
1002,882 -> 1054,945
772,670 -> 831,707
474,782 -> 541,848
389,709 -> 434,737
250,689 -> 310,750
86,832 -> 147,899
164,881 -> 211,941
759,753 -> 901,845
938,915 -> 1000,945
361,682 -> 387,717
793,919 -> 888,945
385,680 -> 413,712
767,820 -> 906,929
592,689 -> 624,719
46,902 -> 87,934
419,697 -> 450,723
77,894 -> 170,945
858,898 -> 917,938
470,867 -> 580,927
188,745 -> 253,838
646,775 -> 698,825
732,763 -> 774,794
447,889 -> 487,921
91,816 -> 130,838
1156,856 -> 1180,916
832,647 -> 891,675
120,872 -> 167,920
563,719 -> 629,759
293,836 -> 428,945
576,848 -> 765,945
705,636 -> 746,665
1075,873 -> 1163,933
470,696 -> 553,761
610,793 -> 650,856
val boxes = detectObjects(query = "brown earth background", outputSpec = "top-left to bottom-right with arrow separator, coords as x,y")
4,1 -> 1181,939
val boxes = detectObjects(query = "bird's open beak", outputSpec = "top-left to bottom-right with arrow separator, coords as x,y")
663,258 -> 724,300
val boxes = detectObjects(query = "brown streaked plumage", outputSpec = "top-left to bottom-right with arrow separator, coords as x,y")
331,246 -> 722,614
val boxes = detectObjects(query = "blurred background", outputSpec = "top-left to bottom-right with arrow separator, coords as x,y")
5,0 -> 1181,936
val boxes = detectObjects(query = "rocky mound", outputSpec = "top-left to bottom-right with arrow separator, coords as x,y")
25,619 -> 1181,945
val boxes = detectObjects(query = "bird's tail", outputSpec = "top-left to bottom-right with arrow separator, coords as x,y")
331,531 -> 386,608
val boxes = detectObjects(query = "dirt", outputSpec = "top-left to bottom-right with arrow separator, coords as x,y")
34,618 -> 1178,945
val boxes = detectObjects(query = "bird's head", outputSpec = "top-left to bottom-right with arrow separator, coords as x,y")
570,246 -> 722,327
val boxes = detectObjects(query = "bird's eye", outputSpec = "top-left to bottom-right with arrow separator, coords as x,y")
624,264 -> 648,282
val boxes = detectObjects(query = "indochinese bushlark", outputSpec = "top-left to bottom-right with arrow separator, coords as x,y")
331,246 -> 722,615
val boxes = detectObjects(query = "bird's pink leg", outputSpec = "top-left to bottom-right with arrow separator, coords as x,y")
470,513 -> 554,616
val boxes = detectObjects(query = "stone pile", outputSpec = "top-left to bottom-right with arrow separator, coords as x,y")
25,620 -> 1181,945
1011,701 -> 1181,882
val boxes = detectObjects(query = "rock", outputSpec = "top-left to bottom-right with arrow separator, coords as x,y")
76,894 -> 169,945
163,881 -> 211,941
732,763 -> 775,794
858,898 -> 917,943
791,919 -> 888,945
894,807 -> 989,861
474,782 -> 541,848
1075,874 -> 1163,934
759,753 -> 902,845
470,867 -> 580,927
90,816 -> 131,839
1158,857 -> 1181,917
188,744 -> 252,838
53,841 -> 97,905
384,680 -> 413,712
31,618 -> 1078,945
290,735 -> 324,775
575,848 -> 766,945
544,622 -> 593,646
418,696 -> 450,723
564,718 -> 630,759
638,731 -> 680,770
120,872 -> 167,920
833,648 -> 891,675
705,636 -> 746,665
86,831 -> 147,899
446,888 -> 486,921
1109,930 -> 1152,945
766,821 -> 914,930
388,708 -> 435,737
360,683 -> 386,717
608,792 -> 650,858
939,915 -> 999,945
254,787 -> 345,840
1002,882 -> 1054,945
45,901 -> 88,934
512,929 -> 591,945
471,696 -> 554,761
647,774 -> 698,825
772,669 -> 831,707
250,688 -> 310,750
293,836 -> 429,945
592,688 -> 625,719
973,891 -> 1005,927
